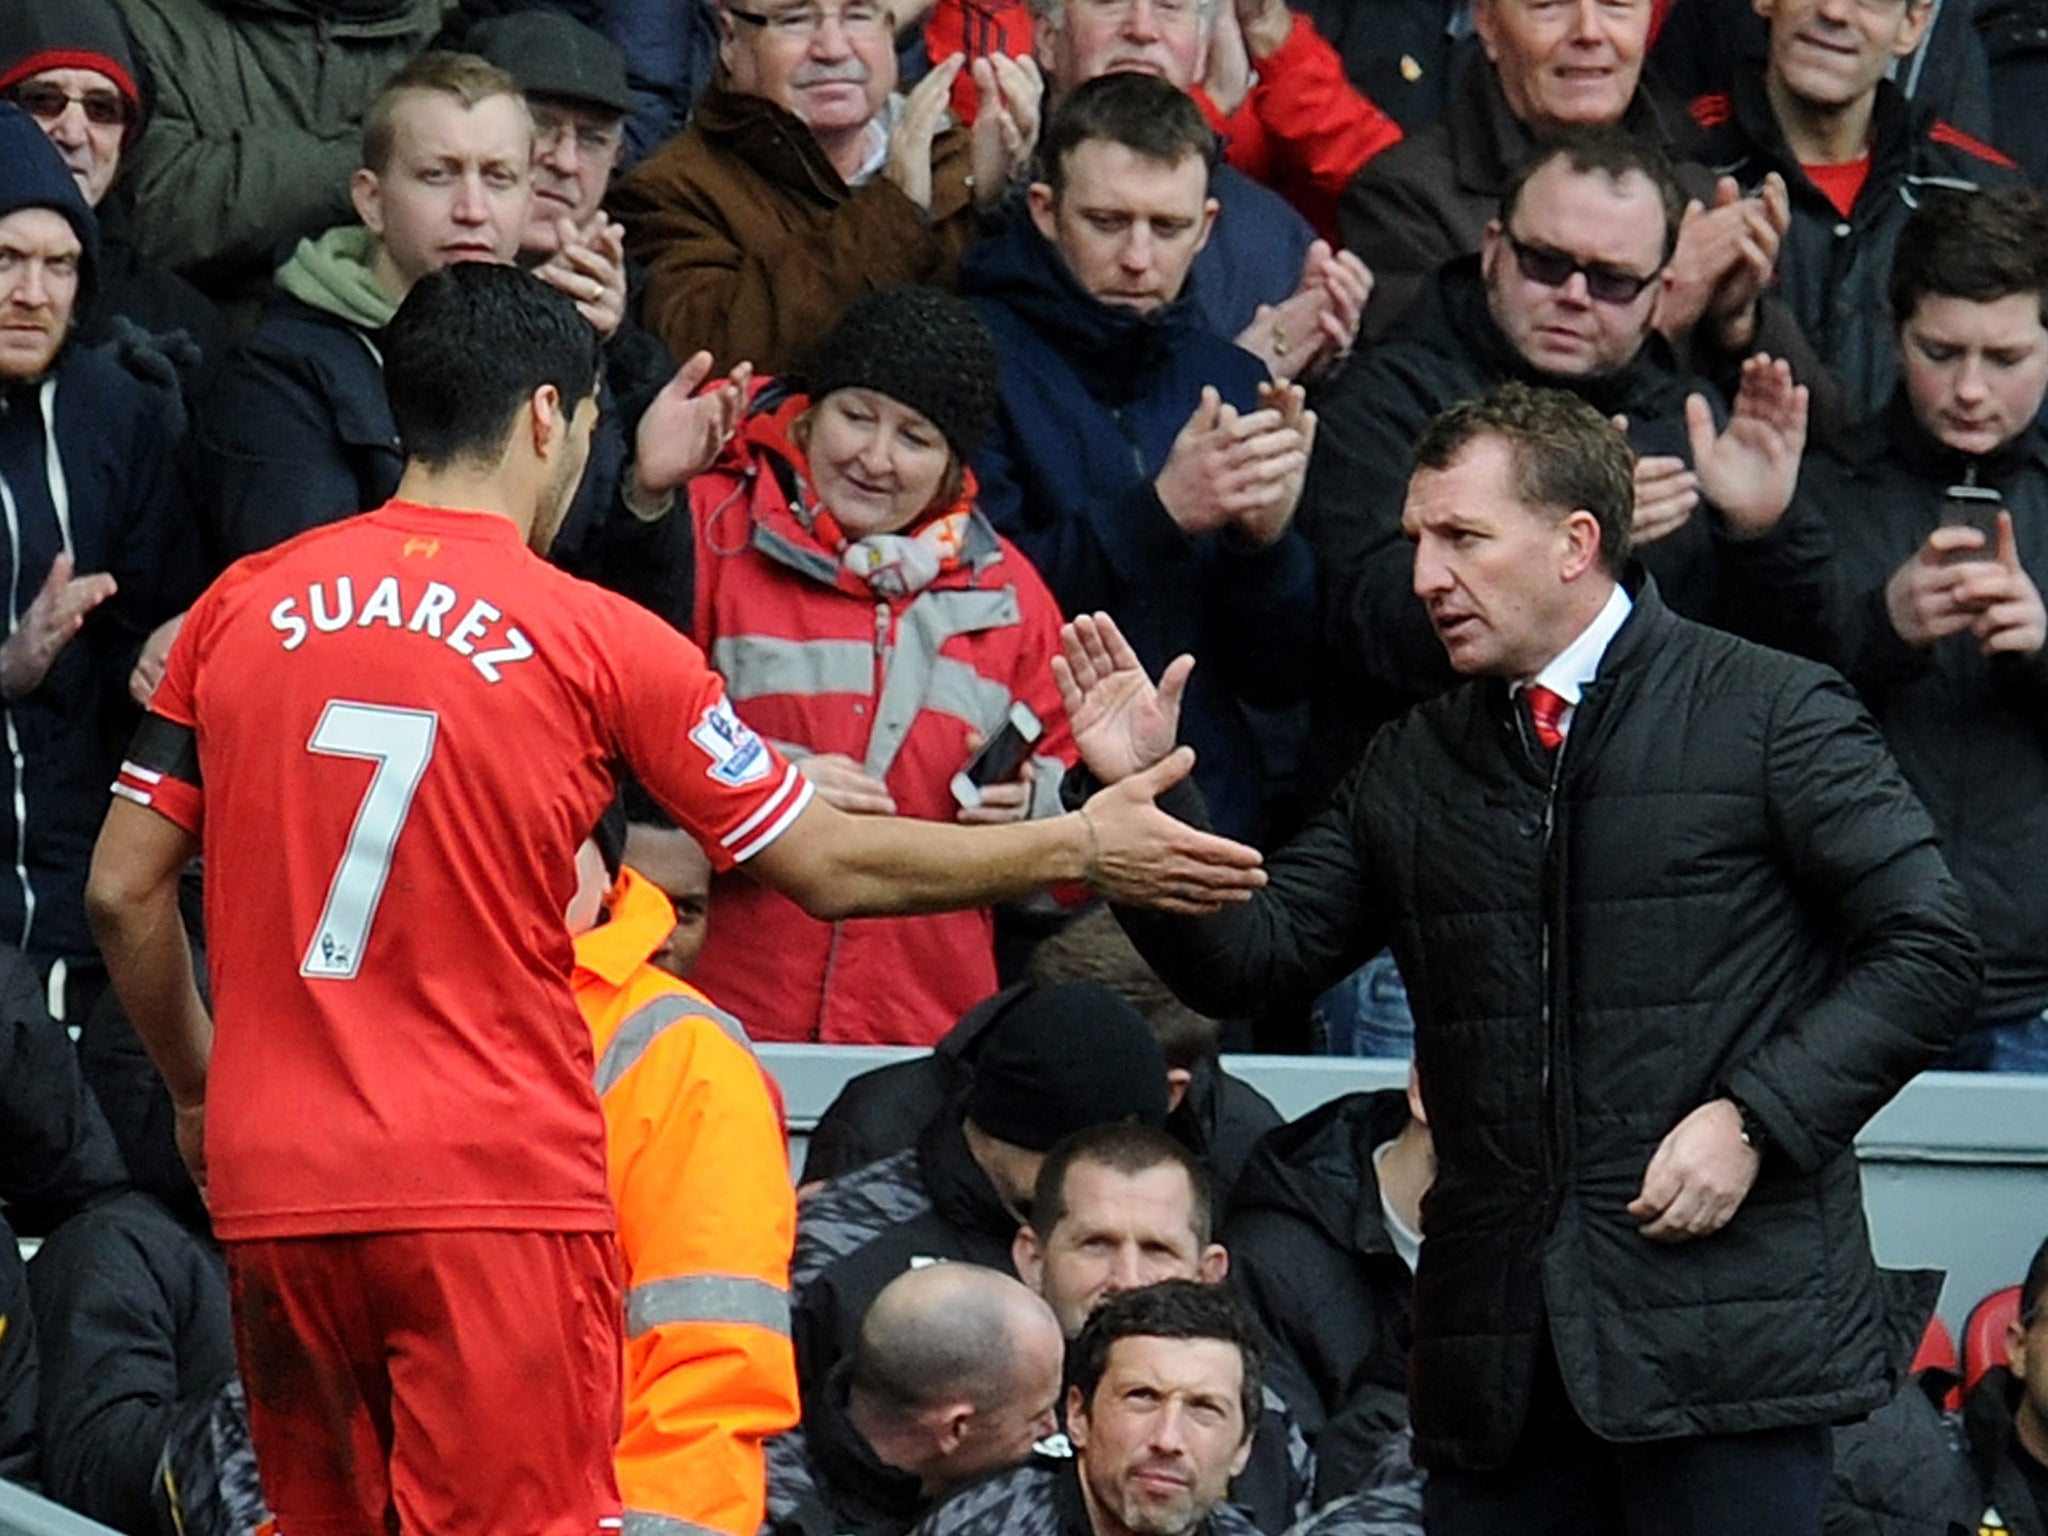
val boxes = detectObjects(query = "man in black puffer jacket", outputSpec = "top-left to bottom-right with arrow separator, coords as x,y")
1064,382 -> 1979,1536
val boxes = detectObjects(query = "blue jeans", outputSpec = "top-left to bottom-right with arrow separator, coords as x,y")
1313,949 -> 1415,1058
1942,1005 -> 2048,1072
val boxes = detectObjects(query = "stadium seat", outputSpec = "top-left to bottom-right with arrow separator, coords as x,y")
1962,1285 -> 2023,1395
1912,1312 -> 1957,1377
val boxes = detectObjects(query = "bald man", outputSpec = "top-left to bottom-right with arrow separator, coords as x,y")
766,1265 -> 1064,1536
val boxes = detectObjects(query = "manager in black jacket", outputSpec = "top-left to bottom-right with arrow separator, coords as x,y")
1056,382 -> 1980,1536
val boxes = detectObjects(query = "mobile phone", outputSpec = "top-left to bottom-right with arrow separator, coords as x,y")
1940,483 -> 2003,563
950,700 -> 1042,809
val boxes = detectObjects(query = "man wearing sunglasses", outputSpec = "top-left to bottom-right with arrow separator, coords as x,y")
1297,128 -> 1823,792
0,0 -> 226,401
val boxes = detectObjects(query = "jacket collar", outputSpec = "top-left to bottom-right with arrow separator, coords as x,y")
958,212 -> 1210,401
1719,67 -> 1918,205
917,1112 -> 1023,1241
724,383 -> 1005,590
1832,391 -> 2048,486
572,867 -> 677,990
1448,55 -> 1700,198
808,1361 -> 930,1525
693,79 -> 865,205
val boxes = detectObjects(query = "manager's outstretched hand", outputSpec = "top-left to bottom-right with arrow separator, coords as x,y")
1054,612 -> 1190,784
1076,746 -> 1265,915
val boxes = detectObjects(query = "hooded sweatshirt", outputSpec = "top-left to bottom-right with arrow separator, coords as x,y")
0,107 -> 199,963
275,224 -> 397,331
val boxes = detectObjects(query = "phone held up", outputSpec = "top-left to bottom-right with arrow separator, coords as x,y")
950,700 -> 1042,810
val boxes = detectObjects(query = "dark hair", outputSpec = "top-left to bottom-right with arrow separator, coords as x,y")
1068,1279 -> 1262,1438
2023,1234 -> 2048,1327
1040,72 -> 1218,197
384,264 -> 602,471
1027,908 -> 1221,1070
1889,186 -> 2048,329
362,51 -> 526,175
1500,126 -> 1686,264
1412,381 -> 1635,577
1031,1122 -> 1214,1245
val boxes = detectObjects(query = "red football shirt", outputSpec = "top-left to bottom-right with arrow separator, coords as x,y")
118,502 -> 812,1241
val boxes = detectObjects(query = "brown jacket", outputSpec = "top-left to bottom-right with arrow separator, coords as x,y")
612,81 -> 982,375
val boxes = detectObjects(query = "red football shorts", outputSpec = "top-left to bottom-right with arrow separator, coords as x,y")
228,1229 -> 624,1536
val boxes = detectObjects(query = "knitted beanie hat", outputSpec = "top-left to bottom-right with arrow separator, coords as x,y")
807,286 -> 1000,463
964,981 -> 1169,1153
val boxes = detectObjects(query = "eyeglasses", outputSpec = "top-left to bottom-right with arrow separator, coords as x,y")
727,2 -> 894,39
1505,230 -> 1660,305
7,81 -> 133,128
531,106 -> 624,157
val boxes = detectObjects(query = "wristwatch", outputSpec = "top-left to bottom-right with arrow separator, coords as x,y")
1727,1094 -> 1772,1159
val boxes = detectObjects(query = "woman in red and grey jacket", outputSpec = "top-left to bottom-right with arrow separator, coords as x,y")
681,287 -> 1076,1046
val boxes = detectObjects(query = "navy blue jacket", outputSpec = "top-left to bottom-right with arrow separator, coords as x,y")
0,348 -> 199,964
1192,165 -> 1317,341
960,215 -> 1317,842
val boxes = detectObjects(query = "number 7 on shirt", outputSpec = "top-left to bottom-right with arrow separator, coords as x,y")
301,701 -> 439,981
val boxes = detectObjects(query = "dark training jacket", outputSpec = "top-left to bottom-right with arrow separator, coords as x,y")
1119,577 -> 1981,1471
1222,1090 -> 1415,1449
1689,72 -> 2020,423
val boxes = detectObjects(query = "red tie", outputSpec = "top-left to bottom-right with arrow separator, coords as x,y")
1526,684 -> 1567,751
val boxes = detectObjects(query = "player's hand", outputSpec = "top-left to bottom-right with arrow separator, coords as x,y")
1628,1098 -> 1759,1243
1886,526 -> 1995,646
1054,612 -> 1188,783
174,1098 -> 209,1208
632,352 -> 754,506
799,753 -> 898,815
1685,353 -> 1808,538
129,610 -> 187,707
1,552 -> 117,701
1077,747 -> 1266,913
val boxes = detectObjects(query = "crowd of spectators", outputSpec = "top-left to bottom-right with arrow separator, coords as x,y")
4,0 -> 2048,1526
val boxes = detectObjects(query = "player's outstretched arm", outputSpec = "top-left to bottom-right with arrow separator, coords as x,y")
746,747 -> 1266,920
86,799 -> 213,1199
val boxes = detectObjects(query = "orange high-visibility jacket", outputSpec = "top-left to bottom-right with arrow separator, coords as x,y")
573,867 -> 800,1536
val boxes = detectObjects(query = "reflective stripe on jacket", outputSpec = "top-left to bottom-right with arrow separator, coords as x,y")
574,868 -> 800,1536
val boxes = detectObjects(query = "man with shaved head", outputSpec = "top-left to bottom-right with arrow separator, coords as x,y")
766,1264 -> 1065,1536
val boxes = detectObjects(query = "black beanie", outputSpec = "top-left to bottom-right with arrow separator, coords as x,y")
807,286 -> 999,464
965,981 -> 1169,1152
